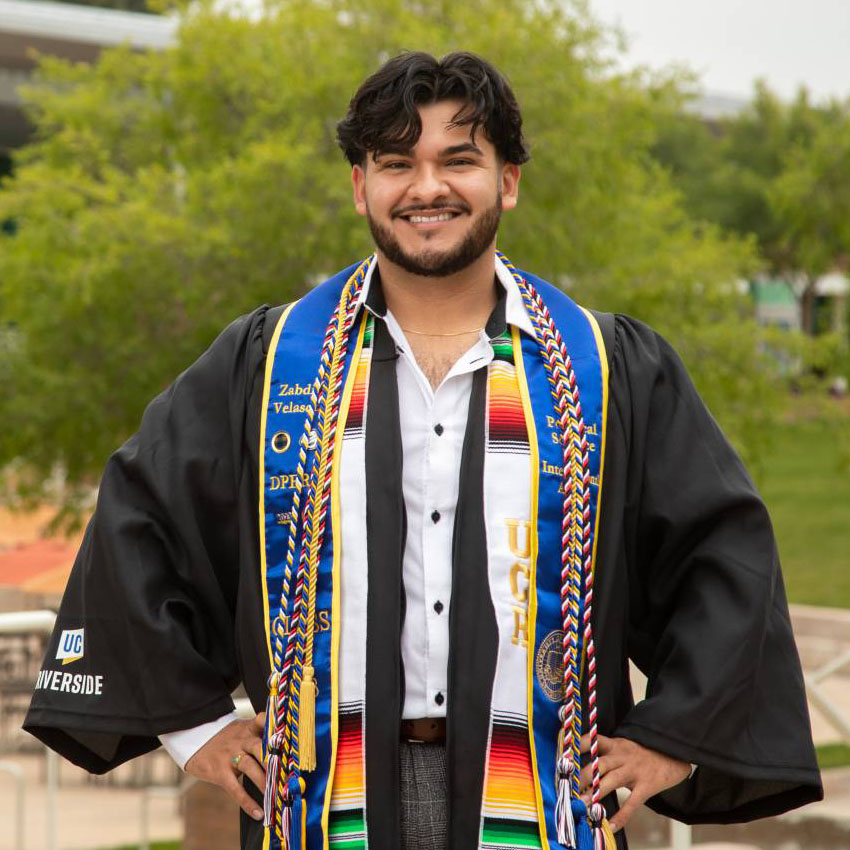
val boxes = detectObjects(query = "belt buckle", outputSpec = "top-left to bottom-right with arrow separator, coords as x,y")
401,718 -> 445,744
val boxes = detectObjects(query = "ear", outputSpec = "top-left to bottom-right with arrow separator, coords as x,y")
352,163 -> 367,216
500,163 -> 521,212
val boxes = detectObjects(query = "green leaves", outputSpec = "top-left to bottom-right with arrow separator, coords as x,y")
769,118 -> 850,279
654,81 -> 850,315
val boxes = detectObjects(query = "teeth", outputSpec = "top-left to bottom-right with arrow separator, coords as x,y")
408,213 -> 455,223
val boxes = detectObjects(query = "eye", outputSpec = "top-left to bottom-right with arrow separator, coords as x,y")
383,160 -> 410,170
447,158 -> 472,167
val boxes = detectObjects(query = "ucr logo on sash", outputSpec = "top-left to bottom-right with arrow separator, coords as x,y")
536,629 -> 566,702
56,628 -> 84,665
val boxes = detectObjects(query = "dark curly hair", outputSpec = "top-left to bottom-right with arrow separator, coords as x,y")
337,51 -> 530,167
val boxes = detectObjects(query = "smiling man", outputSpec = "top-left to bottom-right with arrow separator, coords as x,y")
353,102 -> 510,278
348,95 -> 520,391
26,52 -> 821,850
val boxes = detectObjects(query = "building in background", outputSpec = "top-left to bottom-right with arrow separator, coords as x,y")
0,0 -> 175,176
751,279 -> 802,332
752,274 -> 849,336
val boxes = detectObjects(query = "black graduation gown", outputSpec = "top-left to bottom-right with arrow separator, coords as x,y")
24,302 -> 823,844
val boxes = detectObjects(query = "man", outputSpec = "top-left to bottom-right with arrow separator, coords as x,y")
25,52 -> 821,850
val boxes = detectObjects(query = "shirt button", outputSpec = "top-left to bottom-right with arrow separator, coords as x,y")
434,692 -> 444,706
434,423 -> 444,436
433,600 -> 444,614
431,510 -> 441,524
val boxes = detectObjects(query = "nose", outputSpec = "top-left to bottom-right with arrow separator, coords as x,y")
407,164 -> 449,204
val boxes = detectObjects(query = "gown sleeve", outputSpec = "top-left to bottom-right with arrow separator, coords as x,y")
608,315 -> 823,822
23,307 -> 270,773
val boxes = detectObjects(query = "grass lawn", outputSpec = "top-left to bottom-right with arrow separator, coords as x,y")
101,843 -> 180,850
816,742 -> 850,770
758,414 -> 850,608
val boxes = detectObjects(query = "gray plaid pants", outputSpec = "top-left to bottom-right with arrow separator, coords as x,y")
400,741 -> 448,850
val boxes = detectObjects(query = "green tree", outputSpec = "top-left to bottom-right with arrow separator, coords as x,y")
769,115 -> 850,330
653,82 -> 850,334
0,0 -> 766,519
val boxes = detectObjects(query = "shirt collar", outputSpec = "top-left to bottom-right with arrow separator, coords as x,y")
354,253 -> 537,340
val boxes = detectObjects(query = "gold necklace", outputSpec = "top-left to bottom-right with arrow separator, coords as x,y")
401,326 -> 484,337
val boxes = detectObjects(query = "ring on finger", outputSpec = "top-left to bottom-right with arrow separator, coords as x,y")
231,753 -> 245,770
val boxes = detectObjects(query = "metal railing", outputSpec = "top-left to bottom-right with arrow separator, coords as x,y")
0,759 -> 25,850
670,821 -> 691,849
0,609 -> 58,850
0,609 -> 57,635
805,647 -> 850,745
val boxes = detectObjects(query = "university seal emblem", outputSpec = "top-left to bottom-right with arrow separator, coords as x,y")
535,629 -> 566,702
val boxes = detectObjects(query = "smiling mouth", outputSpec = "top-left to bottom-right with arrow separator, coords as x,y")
396,209 -> 464,226
407,212 -> 457,223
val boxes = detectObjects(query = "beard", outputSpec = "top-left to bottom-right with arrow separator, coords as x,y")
366,195 -> 502,277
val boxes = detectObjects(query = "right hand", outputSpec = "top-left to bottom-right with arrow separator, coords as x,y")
185,711 -> 267,821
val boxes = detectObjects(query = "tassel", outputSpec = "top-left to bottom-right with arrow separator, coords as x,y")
572,798 -> 593,850
555,758 -> 576,848
599,818 -> 617,849
298,666 -> 318,771
263,743 -> 281,829
592,820 -> 604,850
262,678 -> 282,828
287,775 -> 307,850
589,802 -> 616,850
280,798 -> 291,849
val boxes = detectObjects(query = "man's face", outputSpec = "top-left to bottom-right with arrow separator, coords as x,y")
351,99 -> 520,277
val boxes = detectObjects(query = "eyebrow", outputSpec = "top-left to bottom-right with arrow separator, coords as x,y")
373,146 -> 411,161
440,143 -> 484,157
372,141 -> 485,162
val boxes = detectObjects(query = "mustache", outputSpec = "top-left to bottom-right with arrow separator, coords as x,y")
391,202 -> 471,218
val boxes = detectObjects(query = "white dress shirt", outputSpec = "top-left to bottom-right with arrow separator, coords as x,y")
159,256 -> 535,766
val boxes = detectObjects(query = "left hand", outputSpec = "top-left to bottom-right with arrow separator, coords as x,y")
578,733 -> 690,833
184,711 -> 267,821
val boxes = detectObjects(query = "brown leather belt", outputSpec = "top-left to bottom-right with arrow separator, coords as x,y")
400,717 -> 446,743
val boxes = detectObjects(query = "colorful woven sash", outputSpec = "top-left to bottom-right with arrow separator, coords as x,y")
259,254 -> 611,850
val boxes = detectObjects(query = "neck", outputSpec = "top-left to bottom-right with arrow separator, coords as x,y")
375,246 -> 499,334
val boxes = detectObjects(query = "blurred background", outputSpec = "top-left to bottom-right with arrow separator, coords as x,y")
1,0 -> 849,847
